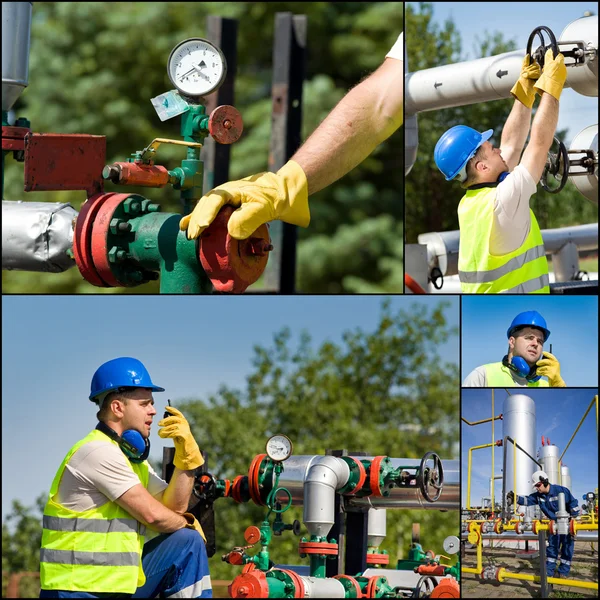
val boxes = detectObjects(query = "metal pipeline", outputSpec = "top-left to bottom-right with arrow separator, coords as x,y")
300,576 -> 345,598
461,531 -> 598,542
2,201 -> 77,272
418,224 -> 598,278
367,508 -> 387,547
274,456 -> 459,510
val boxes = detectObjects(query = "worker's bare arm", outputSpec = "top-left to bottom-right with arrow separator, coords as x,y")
160,468 -> 195,514
520,92 -> 559,184
116,483 -> 187,533
500,99 -> 533,171
293,56 -> 403,195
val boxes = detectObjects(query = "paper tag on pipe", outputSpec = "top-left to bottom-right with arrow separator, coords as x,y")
151,90 -> 190,122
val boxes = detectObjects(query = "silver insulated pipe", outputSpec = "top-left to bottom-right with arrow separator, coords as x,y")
299,577 -> 345,598
275,456 -> 459,511
2,201 -> 77,272
2,2 -> 33,112
367,508 -> 387,547
405,16 -> 598,115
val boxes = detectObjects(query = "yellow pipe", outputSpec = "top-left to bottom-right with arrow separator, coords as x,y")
499,570 -> 598,590
559,395 -> 598,462
467,443 -> 495,510
513,438 -> 517,513
574,523 -> 598,531
461,415 -> 503,426
491,390 -> 495,513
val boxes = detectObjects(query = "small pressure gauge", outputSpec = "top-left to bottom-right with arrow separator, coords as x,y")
443,535 -> 460,555
167,38 -> 227,98
266,434 -> 293,462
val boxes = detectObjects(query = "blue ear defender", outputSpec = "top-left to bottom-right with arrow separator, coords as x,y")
96,422 -> 150,463
502,355 -> 542,382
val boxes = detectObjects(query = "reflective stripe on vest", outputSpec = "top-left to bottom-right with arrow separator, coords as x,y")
40,429 -> 149,593
484,363 -> 549,387
458,186 -> 550,294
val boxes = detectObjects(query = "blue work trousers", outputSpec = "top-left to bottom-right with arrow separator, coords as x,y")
546,533 -> 574,577
40,528 -> 212,598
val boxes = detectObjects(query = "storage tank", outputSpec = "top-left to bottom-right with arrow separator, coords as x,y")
539,444 -> 560,485
503,395 -> 537,498
561,465 -> 572,490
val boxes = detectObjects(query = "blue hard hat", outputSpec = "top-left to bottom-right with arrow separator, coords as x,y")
434,125 -> 494,182
90,357 -> 165,402
507,311 -> 551,343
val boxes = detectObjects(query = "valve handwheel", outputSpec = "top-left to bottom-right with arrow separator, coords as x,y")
193,472 -> 218,502
526,25 -> 559,68
412,575 -> 438,598
418,452 -> 444,502
541,136 -> 569,194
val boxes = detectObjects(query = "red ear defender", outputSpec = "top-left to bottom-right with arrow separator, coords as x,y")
199,206 -> 272,293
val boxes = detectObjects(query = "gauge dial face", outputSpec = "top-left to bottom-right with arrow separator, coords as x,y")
266,434 -> 293,462
167,38 -> 227,98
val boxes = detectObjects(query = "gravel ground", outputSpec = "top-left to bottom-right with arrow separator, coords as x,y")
461,541 -> 598,598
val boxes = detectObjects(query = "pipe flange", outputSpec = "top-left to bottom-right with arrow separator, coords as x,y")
333,574 -> 362,598
271,569 -> 305,599
365,575 -> 387,599
549,520 -> 556,535
366,552 -> 390,566
228,565 -> 269,599
430,577 -> 460,598
369,456 -> 388,497
493,519 -> 504,534
73,192 -> 116,287
570,519 -> 577,537
515,521 -> 522,535
298,541 -> 339,556
247,454 -> 268,506
231,475 -> 245,504
198,205 -> 272,293
208,105 -> 244,145
339,456 -> 367,496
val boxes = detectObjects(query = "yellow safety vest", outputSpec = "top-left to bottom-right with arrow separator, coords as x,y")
458,185 -> 550,294
484,362 -> 549,387
40,429 -> 149,593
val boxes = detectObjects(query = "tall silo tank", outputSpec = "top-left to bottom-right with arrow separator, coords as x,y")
503,394 -> 536,498
561,465 -> 572,490
539,444 -> 560,485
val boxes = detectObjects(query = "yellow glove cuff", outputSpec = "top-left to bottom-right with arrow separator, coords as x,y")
183,512 -> 207,542
173,447 -> 204,472
275,160 -> 310,228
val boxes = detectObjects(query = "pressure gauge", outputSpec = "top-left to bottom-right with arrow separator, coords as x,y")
443,535 -> 460,555
167,38 -> 227,98
266,434 -> 293,462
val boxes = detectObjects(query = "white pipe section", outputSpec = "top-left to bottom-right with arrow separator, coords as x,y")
303,456 -> 350,538
275,456 -> 459,511
367,508 -> 387,547
417,224 -> 598,277
300,576 -> 345,598
2,201 -> 77,272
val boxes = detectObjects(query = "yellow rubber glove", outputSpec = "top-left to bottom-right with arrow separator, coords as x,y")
182,512 -> 206,542
533,50 -> 567,101
536,351 -> 566,387
158,406 -> 204,471
179,159 -> 310,240
510,54 -> 541,108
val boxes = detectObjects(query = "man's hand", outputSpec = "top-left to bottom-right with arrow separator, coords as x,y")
510,54 -> 541,108
507,491 -> 515,505
158,406 -> 204,471
179,160 -> 310,240
536,351 -> 566,387
183,512 -> 206,541
533,50 -> 567,101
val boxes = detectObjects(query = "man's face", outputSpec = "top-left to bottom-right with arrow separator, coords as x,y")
120,388 -> 157,438
509,326 -> 545,366
534,481 -> 550,494
476,141 -> 509,180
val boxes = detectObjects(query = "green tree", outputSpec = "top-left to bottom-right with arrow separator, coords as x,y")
2,494 -> 45,598
405,2 -> 597,243
3,2 -> 404,293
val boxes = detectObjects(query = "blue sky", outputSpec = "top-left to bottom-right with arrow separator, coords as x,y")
462,295 -> 598,386
407,2 -> 599,144
462,388 -> 598,509
1,295 -> 459,519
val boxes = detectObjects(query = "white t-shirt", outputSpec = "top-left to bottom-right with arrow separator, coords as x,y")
490,164 -> 538,256
386,32 -> 403,61
56,439 -> 168,512
462,365 -> 534,387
